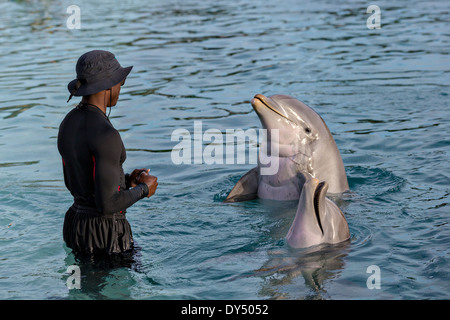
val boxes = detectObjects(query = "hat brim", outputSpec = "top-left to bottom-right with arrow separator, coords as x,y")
68,65 -> 132,97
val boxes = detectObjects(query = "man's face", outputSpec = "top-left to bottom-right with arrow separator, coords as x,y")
110,81 -> 122,106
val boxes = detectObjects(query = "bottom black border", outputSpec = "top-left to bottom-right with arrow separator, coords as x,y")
1,299 -> 444,318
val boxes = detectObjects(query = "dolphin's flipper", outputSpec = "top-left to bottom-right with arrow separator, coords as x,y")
224,167 -> 259,203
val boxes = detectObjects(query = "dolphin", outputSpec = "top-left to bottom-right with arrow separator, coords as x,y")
225,94 -> 348,202
286,177 -> 350,249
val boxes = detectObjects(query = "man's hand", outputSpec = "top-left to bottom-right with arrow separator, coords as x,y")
129,168 -> 149,188
138,172 -> 158,198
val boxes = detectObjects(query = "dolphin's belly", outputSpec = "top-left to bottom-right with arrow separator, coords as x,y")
257,180 -> 301,201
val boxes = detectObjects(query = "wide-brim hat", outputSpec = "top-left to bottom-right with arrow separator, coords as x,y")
67,50 -> 132,101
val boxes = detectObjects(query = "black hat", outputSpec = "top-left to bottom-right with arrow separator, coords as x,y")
67,50 -> 132,102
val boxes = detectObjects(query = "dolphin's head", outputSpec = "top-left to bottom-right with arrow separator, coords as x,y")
286,177 -> 350,249
252,94 -> 349,193
251,94 -> 331,158
286,177 -> 328,248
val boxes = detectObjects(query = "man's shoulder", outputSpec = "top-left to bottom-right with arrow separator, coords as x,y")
89,116 -> 121,143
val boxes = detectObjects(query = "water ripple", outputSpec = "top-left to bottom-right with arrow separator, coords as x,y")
0,0 -> 448,300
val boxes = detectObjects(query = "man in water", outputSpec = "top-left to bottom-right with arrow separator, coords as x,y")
58,50 -> 158,256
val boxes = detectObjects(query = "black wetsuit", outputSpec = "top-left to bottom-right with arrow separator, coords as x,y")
58,103 -> 149,254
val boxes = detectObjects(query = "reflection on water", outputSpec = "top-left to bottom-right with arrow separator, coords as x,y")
256,243 -> 350,300
63,246 -> 143,299
0,0 -> 449,299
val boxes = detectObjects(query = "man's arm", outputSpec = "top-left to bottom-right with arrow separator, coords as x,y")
92,129 -> 148,214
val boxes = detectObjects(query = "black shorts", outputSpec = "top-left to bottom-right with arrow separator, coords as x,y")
63,203 -> 134,255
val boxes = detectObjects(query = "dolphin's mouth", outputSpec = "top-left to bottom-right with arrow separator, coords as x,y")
313,181 -> 326,235
252,94 -> 290,120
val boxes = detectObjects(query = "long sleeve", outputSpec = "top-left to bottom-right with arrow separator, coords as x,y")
91,125 -> 148,215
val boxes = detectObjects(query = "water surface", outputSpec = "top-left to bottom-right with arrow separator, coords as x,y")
0,0 -> 448,299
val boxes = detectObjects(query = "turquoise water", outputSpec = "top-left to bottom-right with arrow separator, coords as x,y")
0,0 -> 449,300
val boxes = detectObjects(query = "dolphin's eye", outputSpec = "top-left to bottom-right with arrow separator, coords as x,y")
305,127 -> 311,134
